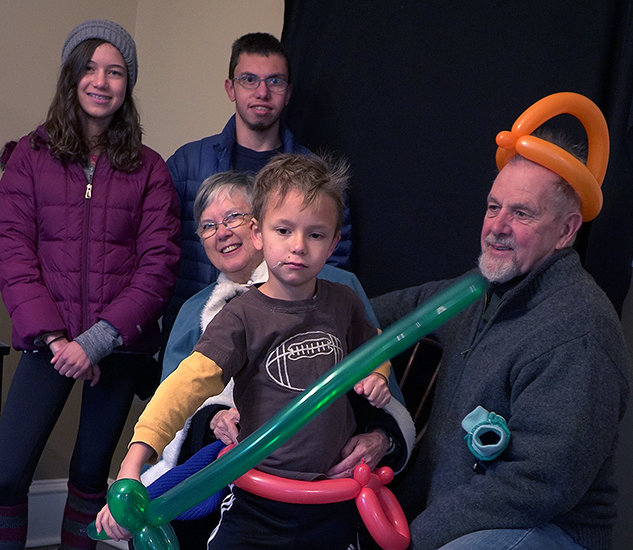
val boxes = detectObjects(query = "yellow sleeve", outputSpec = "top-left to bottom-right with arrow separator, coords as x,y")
372,328 -> 391,380
131,351 -> 225,461
373,360 -> 391,381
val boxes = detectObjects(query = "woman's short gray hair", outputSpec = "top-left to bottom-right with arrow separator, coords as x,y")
193,171 -> 255,227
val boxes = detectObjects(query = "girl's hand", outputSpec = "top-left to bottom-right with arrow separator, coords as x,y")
51,341 -> 94,381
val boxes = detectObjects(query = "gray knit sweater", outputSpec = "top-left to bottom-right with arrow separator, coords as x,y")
372,249 -> 631,550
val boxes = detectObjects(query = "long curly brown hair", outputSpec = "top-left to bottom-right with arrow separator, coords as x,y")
30,38 -> 143,172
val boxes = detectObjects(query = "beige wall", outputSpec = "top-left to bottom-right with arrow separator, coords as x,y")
134,0 -> 284,157
1,2 -> 633,526
0,0 -> 283,480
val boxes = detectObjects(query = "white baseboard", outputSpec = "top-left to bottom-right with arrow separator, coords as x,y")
26,478 -> 66,548
25,478 -> 127,549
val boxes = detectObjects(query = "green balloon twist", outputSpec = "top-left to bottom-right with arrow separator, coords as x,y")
89,272 -> 485,548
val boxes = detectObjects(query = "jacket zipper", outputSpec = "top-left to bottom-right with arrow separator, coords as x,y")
81,164 -> 95,331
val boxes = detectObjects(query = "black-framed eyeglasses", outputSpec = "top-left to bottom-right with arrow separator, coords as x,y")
233,73 -> 289,92
197,212 -> 251,239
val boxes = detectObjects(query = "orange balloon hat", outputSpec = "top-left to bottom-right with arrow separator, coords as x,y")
495,92 -> 609,221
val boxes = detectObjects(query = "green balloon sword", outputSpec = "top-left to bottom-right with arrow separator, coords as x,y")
89,272 -> 485,549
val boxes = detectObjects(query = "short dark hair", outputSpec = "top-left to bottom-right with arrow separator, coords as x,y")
228,32 -> 290,82
252,153 -> 349,233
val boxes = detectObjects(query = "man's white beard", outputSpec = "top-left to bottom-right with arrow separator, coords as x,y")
478,250 -> 520,284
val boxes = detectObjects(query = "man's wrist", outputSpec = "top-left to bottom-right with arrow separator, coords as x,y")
372,427 -> 394,454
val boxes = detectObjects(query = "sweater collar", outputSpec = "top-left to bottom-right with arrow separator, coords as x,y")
475,248 -> 581,335
200,260 -> 268,332
486,247 -> 582,313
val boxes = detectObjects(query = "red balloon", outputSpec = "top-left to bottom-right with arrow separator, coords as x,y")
219,445 -> 359,503
356,482 -> 410,550
220,446 -> 411,549
233,467 -> 360,504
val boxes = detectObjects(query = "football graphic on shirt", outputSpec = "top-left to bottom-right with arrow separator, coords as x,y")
265,331 -> 343,390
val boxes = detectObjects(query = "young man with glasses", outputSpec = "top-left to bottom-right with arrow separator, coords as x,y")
163,33 -> 351,358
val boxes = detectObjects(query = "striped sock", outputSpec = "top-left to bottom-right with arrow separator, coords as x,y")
0,502 -> 27,550
60,483 -> 106,550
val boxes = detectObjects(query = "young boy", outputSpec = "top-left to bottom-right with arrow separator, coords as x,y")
96,153 -> 391,547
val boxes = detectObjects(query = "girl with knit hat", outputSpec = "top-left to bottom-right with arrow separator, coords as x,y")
0,20 -> 180,550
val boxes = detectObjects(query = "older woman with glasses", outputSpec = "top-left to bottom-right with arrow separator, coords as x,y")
144,170 -> 414,549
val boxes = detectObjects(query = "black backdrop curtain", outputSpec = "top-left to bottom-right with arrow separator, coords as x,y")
281,0 -> 633,314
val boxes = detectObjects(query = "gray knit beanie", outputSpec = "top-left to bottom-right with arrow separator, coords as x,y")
61,19 -> 138,90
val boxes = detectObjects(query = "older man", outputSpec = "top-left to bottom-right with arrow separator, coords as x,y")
371,133 -> 631,550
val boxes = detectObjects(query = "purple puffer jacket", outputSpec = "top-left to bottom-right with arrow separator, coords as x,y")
0,126 -> 181,353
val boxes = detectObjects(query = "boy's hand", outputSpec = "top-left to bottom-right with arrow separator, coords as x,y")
94,442 -> 154,541
210,407 -> 240,445
95,504 -> 132,542
354,372 -> 391,408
